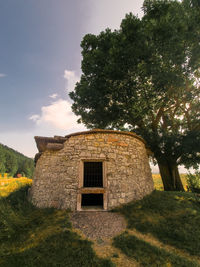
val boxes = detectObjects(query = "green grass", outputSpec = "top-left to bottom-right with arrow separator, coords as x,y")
0,186 -> 114,267
113,232 -> 198,267
1,178 -> 200,266
115,190 -> 200,257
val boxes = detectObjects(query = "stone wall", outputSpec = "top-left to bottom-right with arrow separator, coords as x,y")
29,130 -> 154,210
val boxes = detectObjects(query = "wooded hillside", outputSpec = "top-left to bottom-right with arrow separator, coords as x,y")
0,143 -> 34,178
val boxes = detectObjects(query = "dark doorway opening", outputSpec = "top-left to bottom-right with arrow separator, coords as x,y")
84,162 -> 103,187
81,194 -> 103,207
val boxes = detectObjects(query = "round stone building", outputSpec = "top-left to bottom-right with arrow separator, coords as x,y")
29,129 -> 154,211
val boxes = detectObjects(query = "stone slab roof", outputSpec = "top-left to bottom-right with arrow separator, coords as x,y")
35,129 -> 146,153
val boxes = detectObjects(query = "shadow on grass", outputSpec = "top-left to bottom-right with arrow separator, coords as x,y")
2,230 -> 113,267
113,232 -> 199,267
115,190 -> 200,257
0,186 -> 114,267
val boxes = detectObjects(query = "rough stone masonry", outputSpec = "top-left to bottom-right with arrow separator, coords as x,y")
29,129 -> 154,210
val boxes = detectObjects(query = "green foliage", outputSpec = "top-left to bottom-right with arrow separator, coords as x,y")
0,143 -> 34,178
5,153 -> 18,176
0,146 -> 6,174
187,171 -> 200,191
186,171 -> 200,203
113,232 -> 198,267
115,190 -> 200,256
70,0 -> 200,190
0,186 -> 114,267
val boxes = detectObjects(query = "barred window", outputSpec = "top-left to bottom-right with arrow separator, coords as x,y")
83,162 -> 103,187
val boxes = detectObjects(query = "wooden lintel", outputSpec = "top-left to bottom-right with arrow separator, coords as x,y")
79,188 -> 106,194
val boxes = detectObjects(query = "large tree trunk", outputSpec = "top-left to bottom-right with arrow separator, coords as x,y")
157,159 -> 184,191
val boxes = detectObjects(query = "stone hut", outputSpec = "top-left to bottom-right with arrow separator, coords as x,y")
29,129 -> 154,211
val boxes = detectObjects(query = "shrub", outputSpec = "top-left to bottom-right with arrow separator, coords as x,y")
186,171 -> 200,203
186,172 -> 200,192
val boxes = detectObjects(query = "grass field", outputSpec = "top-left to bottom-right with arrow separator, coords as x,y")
0,177 -> 32,197
0,173 -> 188,196
1,175 -> 200,266
152,173 -> 188,191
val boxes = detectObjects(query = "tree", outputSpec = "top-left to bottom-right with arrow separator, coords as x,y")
0,146 -> 6,174
0,143 -> 34,178
70,0 -> 200,191
16,159 -> 34,178
22,159 -> 34,178
5,152 -> 18,176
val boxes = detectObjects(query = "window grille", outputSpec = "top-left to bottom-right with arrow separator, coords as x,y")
83,162 -> 103,187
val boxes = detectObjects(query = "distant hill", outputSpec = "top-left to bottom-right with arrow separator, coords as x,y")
0,143 -> 34,178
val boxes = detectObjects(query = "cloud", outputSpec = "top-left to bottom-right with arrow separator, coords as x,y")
29,69 -> 84,134
49,93 -> 58,99
29,114 -> 40,122
29,98 -> 85,131
63,70 -> 80,93
0,73 -> 6,78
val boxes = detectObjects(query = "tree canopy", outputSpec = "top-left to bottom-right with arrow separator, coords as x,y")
0,143 -> 34,178
70,0 -> 200,191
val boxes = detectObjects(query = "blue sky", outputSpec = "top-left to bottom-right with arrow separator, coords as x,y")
0,0 -> 144,158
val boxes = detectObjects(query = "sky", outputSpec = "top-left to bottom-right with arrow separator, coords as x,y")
0,0 -> 189,173
0,0 -> 144,157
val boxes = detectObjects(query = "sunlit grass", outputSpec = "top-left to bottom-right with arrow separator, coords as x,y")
115,190 -> 200,259
0,186 -> 114,267
152,174 -> 188,191
1,171 -> 198,266
0,177 -> 32,197
113,232 -> 198,267
152,174 -> 164,191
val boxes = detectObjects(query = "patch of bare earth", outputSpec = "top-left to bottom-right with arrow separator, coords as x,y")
70,211 -> 140,266
70,211 -> 126,240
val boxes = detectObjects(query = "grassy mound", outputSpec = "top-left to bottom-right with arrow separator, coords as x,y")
115,190 -> 200,258
1,176 -> 200,266
0,186 -> 114,267
113,232 -> 198,267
